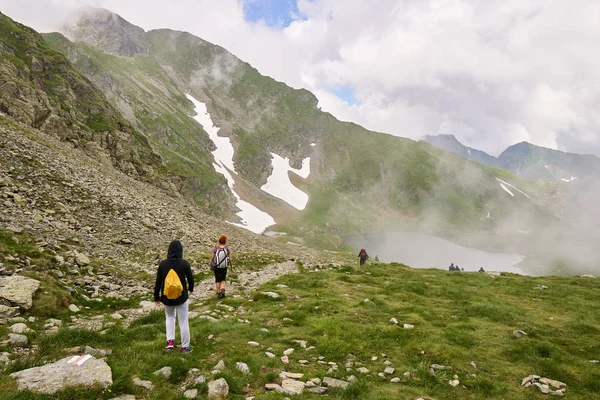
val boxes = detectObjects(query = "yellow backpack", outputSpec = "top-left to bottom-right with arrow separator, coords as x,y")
164,269 -> 183,300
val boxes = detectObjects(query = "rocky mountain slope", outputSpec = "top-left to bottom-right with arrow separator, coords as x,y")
38,8 -> 576,251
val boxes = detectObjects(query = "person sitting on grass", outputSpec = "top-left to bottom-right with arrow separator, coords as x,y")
154,240 -> 194,353
211,234 -> 232,300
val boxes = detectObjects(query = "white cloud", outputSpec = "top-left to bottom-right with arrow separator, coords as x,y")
2,0 -> 600,156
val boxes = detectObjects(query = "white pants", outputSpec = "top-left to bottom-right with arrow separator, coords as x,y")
164,301 -> 190,348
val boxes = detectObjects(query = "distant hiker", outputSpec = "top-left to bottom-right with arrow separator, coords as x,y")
449,263 -> 455,271
375,254 -> 380,262
154,240 -> 194,353
479,267 -> 485,272
210,234 -> 232,299
358,248 -> 369,266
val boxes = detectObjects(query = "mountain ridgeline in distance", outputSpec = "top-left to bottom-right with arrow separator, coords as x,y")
1,8 -> 599,274
422,134 -> 600,183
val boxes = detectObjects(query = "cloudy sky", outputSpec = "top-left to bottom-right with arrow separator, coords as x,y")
1,0 -> 599,156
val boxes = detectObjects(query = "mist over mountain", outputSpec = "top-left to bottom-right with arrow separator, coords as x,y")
1,8 -> 598,274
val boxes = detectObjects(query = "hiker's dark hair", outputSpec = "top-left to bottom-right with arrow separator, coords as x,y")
218,234 -> 228,245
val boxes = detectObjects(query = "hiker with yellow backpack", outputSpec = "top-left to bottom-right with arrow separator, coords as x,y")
154,240 -> 195,353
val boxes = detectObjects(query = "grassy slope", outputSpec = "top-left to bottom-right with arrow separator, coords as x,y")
1,260 -> 599,399
41,17 -> 570,247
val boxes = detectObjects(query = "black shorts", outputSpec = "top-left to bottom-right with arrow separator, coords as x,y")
214,268 -> 227,283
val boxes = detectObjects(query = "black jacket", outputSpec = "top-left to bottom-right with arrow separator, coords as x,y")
154,241 -> 194,306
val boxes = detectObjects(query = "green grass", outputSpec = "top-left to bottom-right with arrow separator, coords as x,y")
2,261 -> 599,399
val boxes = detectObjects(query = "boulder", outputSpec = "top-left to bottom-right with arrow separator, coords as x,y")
153,366 -> 172,378
74,253 -> 91,266
8,333 -> 28,346
281,379 -> 305,395
0,276 -> 40,310
323,377 -> 349,389
10,356 -> 112,394
208,378 -> 229,398
10,323 -> 30,334
235,362 -> 249,374
132,377 -> 153,390
184,389 -> 198,398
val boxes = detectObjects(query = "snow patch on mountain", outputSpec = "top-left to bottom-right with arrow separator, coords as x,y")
561,176 -> 578,182
186,94 -> 275,233
261,153 -> 311,210
496,178 -> 530,199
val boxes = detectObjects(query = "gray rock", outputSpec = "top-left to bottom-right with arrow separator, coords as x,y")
286,372 -> 304,379
0,275 -> 40,310
184,389 -> 198,398
83,346 -> 112,358
8,333 -> 28,346
0,352 -> 10,363
153,366 -> 172,378
208,378 -> 229,398
357,367 -> 369,374
261,292 -> 280,298
281,378 -> 305,395
533,382 -> 551,394
283,348 -> 294,356
247,341 -> 260,346
389,318 -> 398,324
68,304 -> 80,313
132,377 -> 153,390
74,253 -> 91,266
305,386 -> 328,394
449,379 -> 460,387
513,330 -> 527,338
109,395 -> 136,400
10,323 -> 29,333
403,371 -> 411,378
323,377 -> 349,389
10,356 -> 112,394
384,367 -> 395,375
213,360 -> 225,371
539,377 -> 567,389
0,304 -> 19,320
265,351 -> 276,358
281,355 -> 289,364
403,324 -> 414,329
390,377 -> 400,383
236,362 -> 249,374
265,383 -> 282,391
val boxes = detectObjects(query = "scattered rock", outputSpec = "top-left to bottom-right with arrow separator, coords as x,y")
208,378 -> 229,398
429,364 -> 451,375
357,367 -> 369,374
281,355 -> 289,364
265,352 -> 276,358
0,275 -> 40,310
286,372 -> 304,379
74,253 -> 91,266
293,340 -> 307,348
389,318 -> 398,325
184,389 -> 198,399
323,377 -> 350,389
534,285 -> 548,290
8,333 -> 28,346
384,367 -> 395,375
261,292 -> 280,299
522,375 -> 567,396
111,313 -> 123,320
513,330 -> 527,338
109,395 -> 136,400
276,284 -> 288,288
213,360 -> 225,371
10,323 -> 29,334
283,348 -> 294,356
83,346 -> 112,358
153,366 -> 172,378
403,324 -> 414,329
449,379 -> 460,387
10,356 -> 112,394
236,362 -> 249,374
281,379 -> 305,395
68,304 -> 80,313
247,341 -> 260,346
133,378 -> 154,390
470,361 -> 477,369
265,383 -> 282,391
390,377 -> 400,383
403,371 -> 411,378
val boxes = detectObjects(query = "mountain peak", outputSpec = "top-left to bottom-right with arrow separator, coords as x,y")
60,7 -> 147,56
